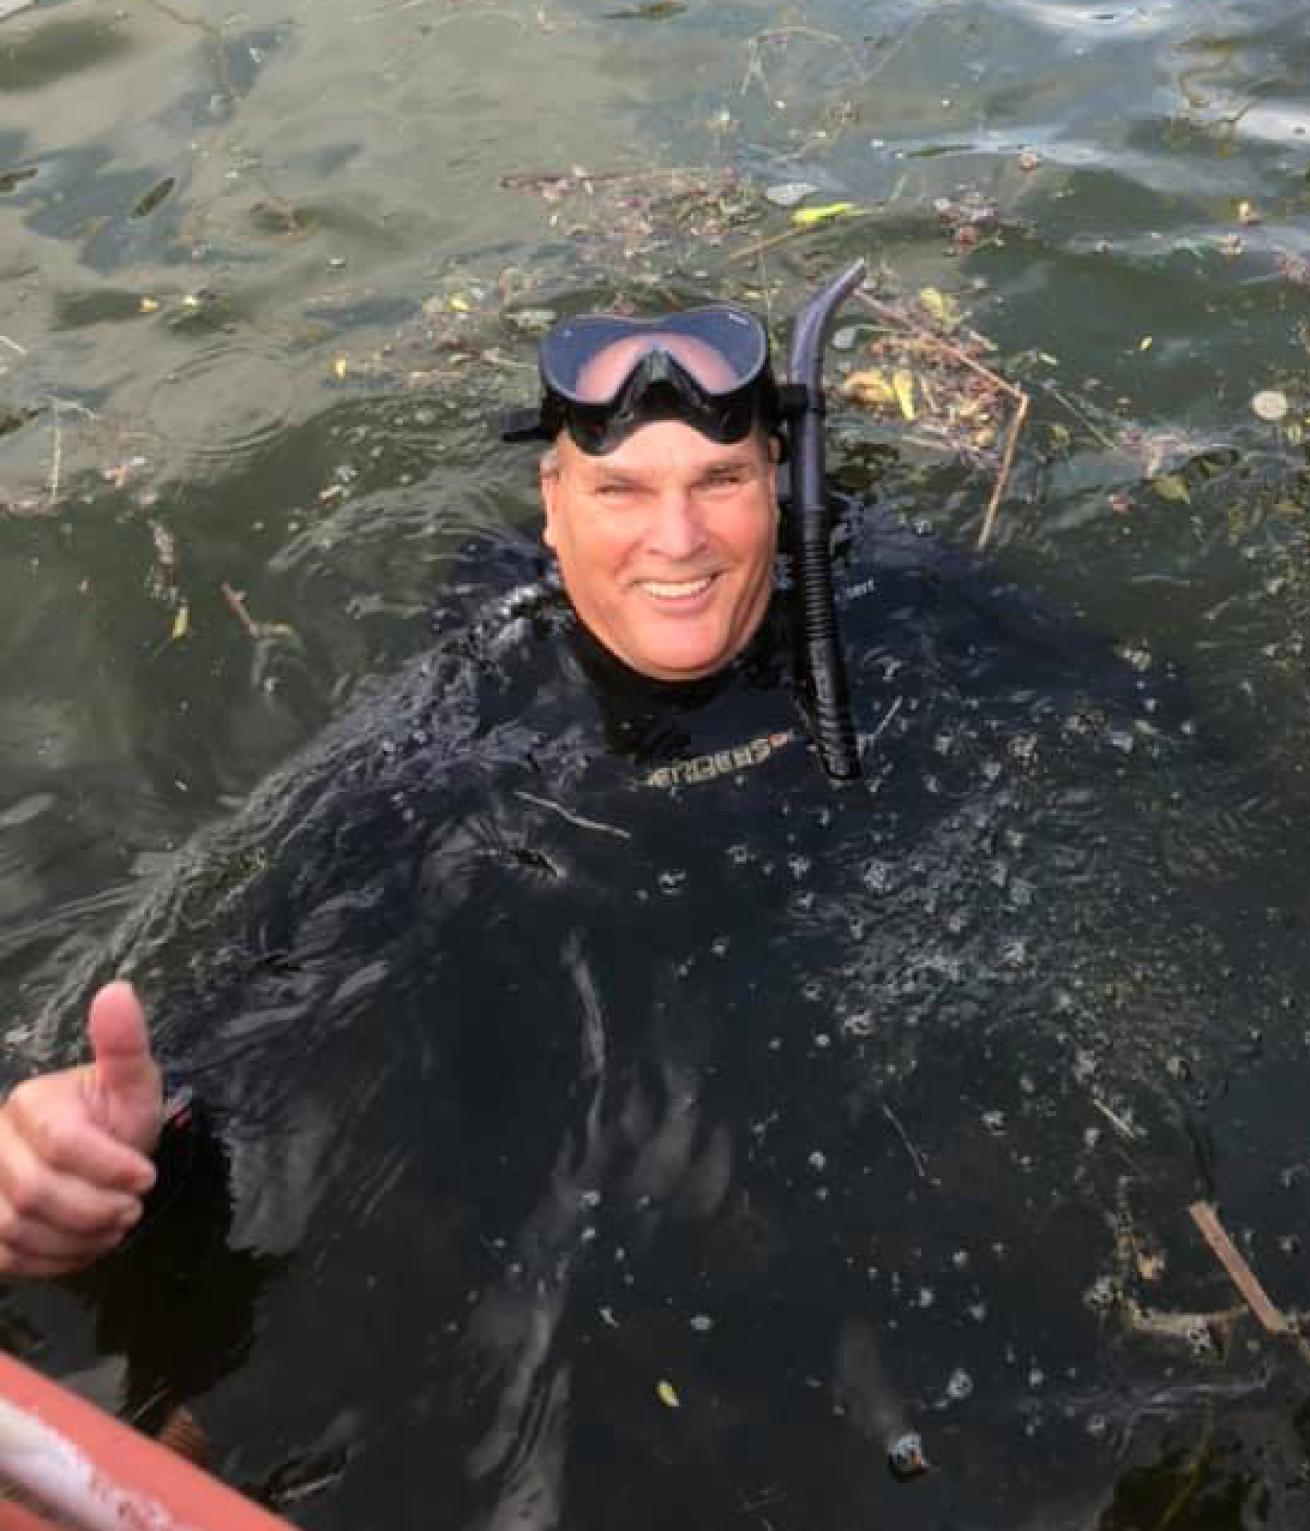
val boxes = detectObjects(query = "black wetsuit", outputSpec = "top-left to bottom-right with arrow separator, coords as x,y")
20,498 -> 1310,1529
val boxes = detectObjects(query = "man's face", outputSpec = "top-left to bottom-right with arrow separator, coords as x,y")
540,417 -> 779,682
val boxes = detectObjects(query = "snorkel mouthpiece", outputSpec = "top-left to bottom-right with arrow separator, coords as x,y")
786,258 -> 867,782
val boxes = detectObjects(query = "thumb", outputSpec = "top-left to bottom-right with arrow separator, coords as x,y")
87,980 -> 162,1150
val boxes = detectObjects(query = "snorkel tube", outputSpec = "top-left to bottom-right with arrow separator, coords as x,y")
786,258 -> 867,781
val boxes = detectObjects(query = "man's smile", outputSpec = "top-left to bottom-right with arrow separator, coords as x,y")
633,574 -> 719,603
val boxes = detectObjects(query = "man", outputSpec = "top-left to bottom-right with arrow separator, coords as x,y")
0,296 -> 1294,1525
0,315 -> 791,1280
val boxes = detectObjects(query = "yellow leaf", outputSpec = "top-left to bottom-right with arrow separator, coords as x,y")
1138,335 -> 1153,352
182,293 -> 201,309
1152,473 -> 1190,504
332,357 -> 348,380
449,294 -> 472,313
655,1380 -> 681,1409
918,287 -> 959,328
139,297 -> 160,313
892,368 -> 917,422
171,603 -> 190,641
791,201 -> 857,228
841,369 -> 897,407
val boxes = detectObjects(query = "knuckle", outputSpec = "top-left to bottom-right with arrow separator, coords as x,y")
5,1077 -> 41,1121
4,1174 -> 44,1220
0,1199 -> 25,1243
28,1112 -> 77,1171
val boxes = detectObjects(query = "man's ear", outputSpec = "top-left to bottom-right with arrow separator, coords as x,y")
539,453 -> 560,550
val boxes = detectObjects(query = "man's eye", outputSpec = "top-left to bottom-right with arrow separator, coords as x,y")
705,471 -> 746,489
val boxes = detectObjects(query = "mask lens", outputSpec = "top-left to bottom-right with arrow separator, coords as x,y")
542,307 -> 767,403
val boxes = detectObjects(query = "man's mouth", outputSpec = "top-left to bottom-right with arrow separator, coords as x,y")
635,574 -> 717,602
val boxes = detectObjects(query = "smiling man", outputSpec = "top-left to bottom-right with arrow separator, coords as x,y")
539,406 -> 778,684
0,304 -> 800,1278
535,321 -> 783,683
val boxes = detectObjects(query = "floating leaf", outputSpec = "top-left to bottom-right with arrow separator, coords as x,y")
892,368 -> 917,421
139,297 -> 161,314
791,201 -> 856,228
841,369 -> 897,407
331,357 -> 348,380
1138,335 -> 1153,352
171,603 -> 190,641
449,294 -> 472,313
918,287 -> 960,329
131,177 -> 175,219
1152,473 -> 1191,504
1237,199 -> 1261,226
655,1379 -> 681,1409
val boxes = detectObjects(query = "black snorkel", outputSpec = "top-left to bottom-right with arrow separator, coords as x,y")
785,257 -> 867,782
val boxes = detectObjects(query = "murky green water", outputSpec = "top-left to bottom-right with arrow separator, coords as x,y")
3,0 -> 1310,1525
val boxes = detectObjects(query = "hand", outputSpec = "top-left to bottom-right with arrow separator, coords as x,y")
0,981 -> 163,1278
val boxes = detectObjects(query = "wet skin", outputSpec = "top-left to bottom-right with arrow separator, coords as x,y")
540,421 -> 780,684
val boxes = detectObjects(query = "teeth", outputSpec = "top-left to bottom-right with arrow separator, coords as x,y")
639,576 -> 713,599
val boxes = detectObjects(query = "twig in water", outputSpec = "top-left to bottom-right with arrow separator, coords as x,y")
219,581 -> 262,641
513,790 -> 632,841
882,1101 -> 931,1182
1092,1097 -> 1139,1141
1044,383 -> 1119,453
976,388 -> 1029,551
46,416 -> 62,506
1188,1201 -> 1289,1337
723,210 -> 876,267
868,694 -> 903,745
0,334 -> 27,356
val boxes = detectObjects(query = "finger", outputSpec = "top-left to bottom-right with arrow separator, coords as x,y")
6,1080 -> 156,1197
0,1195 -> 136,1259
87,981 -> 159,1120
6,1078 -> 157,1195
0,1114 -> 143,1235
0,1242 -> 111,1281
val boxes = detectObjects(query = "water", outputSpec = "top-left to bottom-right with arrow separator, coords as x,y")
3,0 -> 1310,1524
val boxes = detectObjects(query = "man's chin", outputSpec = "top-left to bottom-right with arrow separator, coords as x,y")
622,627 -> 741,683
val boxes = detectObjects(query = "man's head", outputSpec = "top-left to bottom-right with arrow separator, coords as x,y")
509,306 -> 784,681
540,347 -> 779,681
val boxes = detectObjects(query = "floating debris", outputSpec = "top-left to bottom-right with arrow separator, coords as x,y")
1252,388 -> 1290,422
887,1431 -> 929,1480
131,177 -> 176,219
655,1379 -> 681,1409
764,180 -> 818,208
842,287 -> 1029,548
932,190 -> 1003,254
1188,1201 -> 1290,1338
790,200 -> 858,228
501,164 -> 759,263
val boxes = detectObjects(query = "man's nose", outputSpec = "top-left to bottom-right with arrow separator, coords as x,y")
647,487 -> 707,559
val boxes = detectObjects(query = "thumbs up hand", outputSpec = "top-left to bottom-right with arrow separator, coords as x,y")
0,982 -> 163,1278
